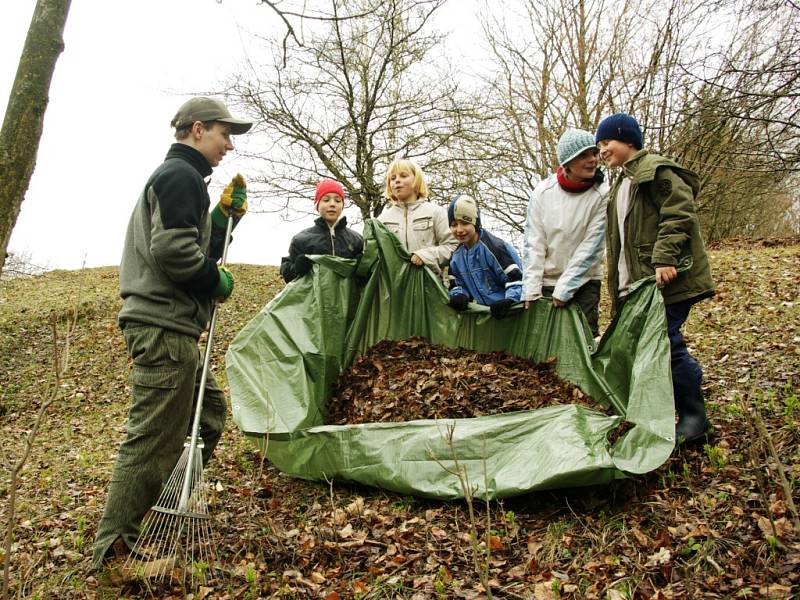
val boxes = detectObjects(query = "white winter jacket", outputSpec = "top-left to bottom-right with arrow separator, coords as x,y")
522,174 -> 608,302
378,199 -> 457,274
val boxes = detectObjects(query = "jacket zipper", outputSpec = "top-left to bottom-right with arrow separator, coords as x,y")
404,204 -> 409,249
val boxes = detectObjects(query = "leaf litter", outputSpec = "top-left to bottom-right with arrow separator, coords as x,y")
325,337 -> 607,425
0,239 -> 799,598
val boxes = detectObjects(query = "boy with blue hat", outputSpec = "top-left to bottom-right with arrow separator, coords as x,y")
447,194 -> 523,319
595,112 -> 716,443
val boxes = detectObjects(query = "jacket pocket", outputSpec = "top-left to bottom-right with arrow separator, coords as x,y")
412,217 -> 433,231
383,220 -> 401,235
412,216 -> 434,247
634,243 -> 655,277
636,243 -> 654,261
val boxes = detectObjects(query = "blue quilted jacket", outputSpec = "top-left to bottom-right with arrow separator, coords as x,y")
448,230 -> 523,305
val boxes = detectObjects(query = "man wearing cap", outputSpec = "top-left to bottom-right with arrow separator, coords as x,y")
91,97 -> 252,571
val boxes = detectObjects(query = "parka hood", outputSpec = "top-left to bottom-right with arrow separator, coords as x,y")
622,150 -> 700,196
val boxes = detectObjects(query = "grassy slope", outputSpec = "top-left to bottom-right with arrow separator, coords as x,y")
0,243 -> 798,599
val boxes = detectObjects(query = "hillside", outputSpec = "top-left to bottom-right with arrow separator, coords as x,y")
0,241 -> 798,599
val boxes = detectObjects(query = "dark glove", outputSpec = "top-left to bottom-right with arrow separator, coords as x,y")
490,298 -> 515,319
449,293 -> 469,311
294,254 -> 313,277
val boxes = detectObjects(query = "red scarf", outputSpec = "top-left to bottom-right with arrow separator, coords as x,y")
557,166 -> 594,192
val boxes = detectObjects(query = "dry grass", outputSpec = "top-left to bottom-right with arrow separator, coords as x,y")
0,241 -> 798,599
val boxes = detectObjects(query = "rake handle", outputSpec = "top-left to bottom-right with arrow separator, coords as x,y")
178,212 -> 236,512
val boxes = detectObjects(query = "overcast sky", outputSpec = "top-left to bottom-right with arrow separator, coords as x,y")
2,1 -> 480,271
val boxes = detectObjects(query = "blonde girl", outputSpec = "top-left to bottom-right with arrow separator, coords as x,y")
377,158 -> 456,274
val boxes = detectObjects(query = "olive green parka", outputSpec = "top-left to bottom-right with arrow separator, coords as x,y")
606,150 -> 715,312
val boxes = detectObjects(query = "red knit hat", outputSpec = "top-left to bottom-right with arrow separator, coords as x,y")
315,179 -> 345,207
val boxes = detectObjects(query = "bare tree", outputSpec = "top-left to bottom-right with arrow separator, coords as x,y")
468,0 -> 653,235
0,0 -> 71,279
226,0 -> 799,239
228,0 -> 479,218
469,0 -> 799,240
0,251 -> 47,280
253,0 -> 381,65
688,1 -> 800,171
662,1 -> 800,237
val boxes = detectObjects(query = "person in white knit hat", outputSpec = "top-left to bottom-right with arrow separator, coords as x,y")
521,128 -> 608,338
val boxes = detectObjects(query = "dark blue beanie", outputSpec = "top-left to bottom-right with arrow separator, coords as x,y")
595,113 -> 643,150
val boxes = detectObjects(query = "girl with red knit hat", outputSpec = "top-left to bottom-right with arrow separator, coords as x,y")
280,179 -> 363,283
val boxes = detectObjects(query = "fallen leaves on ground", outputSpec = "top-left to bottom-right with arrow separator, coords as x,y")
0,241 -> 799,598
326,337 -> 605,424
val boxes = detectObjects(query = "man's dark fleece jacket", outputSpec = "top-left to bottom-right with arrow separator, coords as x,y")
280,216 -> 363,283
118,143 -> 226,338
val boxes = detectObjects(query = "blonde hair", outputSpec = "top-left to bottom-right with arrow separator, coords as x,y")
384,158 -> 429,201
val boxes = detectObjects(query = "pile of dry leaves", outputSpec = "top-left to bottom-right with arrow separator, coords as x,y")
325,337 -> 606,425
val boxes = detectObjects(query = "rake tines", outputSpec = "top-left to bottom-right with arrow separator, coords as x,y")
123,438 -> 215,585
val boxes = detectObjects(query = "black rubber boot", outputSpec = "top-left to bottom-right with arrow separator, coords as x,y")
675,392 -> 710,444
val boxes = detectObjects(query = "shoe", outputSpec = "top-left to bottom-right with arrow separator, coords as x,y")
675,392 -> 711,444
127,556 -> 177,580
676,418 -> 711,444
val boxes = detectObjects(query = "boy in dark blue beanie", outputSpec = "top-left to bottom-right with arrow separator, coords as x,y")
594,112 -> 643,151
446,195 -> 523,319
595,112 -> 716,444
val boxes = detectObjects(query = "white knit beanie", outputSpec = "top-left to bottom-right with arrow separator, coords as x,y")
557,129 -> 598,167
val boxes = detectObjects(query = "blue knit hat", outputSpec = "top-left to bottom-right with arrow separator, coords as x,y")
595,113 -> 643,150
557,129 -> 598,166
447,195 -> 481,231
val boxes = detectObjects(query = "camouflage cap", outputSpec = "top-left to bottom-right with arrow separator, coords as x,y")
170,97 -> 252,135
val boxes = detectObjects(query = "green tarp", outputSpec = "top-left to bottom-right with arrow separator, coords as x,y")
226,220 -> 676,499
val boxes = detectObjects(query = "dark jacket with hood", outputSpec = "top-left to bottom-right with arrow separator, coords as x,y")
280,216 -> 363,283
606,149 -> 715,312
118,143 -> 225,338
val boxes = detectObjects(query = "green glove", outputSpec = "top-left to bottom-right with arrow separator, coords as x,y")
211,173 -> 247,229
213,266 -> 234,302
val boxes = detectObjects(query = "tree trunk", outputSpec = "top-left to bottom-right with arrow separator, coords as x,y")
0,0 -> 71,279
